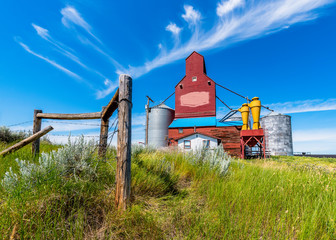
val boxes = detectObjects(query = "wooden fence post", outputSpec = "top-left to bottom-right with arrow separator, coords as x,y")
115,74 -> 132,211
99,107 -> 109,158
32,109 -> 42,156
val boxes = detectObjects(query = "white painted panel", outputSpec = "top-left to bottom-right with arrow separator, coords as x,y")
177,133 -> 218,151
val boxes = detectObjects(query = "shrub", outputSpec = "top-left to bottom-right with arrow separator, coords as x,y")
0,126 -> 30,143
188,144 -> 231,176
1,136 -> 99,193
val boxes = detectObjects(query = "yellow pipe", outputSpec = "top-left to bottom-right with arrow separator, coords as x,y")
239,103 -> 250,130
249,97 -> 261,129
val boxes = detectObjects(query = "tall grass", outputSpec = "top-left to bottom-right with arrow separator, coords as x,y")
0,141 -> 335,239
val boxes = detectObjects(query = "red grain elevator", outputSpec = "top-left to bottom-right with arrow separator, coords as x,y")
175,52 -> 216,119
168,51 -> 242,157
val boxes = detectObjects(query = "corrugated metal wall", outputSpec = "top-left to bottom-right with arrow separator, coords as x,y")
148,104 -> 175,148
260,113 -> 293,156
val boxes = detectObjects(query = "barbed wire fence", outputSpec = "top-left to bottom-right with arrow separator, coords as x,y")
2,113 -> 119,152
0,113 -> 119,198
1,74 -> 132,210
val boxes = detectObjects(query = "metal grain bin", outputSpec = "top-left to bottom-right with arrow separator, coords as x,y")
148,103 -> 175,148
260,112 -> 293,156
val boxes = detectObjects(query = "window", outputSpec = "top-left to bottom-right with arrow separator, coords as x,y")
179,128 -> 183,133
184,140 -> 191,149
203,140 -> 210,148
192,76 -> 197,82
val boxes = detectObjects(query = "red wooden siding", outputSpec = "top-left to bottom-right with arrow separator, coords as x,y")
168,126 -> 241,157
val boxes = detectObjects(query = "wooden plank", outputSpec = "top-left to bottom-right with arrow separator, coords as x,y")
0,126 -> 54,157
32,109 -> 42,156
115,75 -> 132,211
37,112 -> 101,120
102,88 -> 119,121
99,107 -> 109,158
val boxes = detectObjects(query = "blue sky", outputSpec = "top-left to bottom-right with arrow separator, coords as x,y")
1,0 -> 336,153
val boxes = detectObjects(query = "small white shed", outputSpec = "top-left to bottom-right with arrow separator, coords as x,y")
176,132 -> 220,151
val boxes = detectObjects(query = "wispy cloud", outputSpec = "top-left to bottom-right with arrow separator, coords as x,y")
217,0 -> 245,17
17,40 -> 82,81
182,5 -> 201,27
293,128 -> 336,153
217,98 -> 336,118
264,98 -> 336,114
126,0 -> 335,78
32,24 -> 87,69
60,6 -> 125,73
32,23 -> 109,80
166,22 -> 182,35
132,113 -> 146,126
61,6 -> 101,43
95,78 -> 119,99
11,120 -> 101,133
293,128 -> 336,142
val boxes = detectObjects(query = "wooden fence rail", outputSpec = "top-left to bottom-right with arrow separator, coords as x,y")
31,88 -> 120,157
1,126 -> 54,157
36,112 -> 101,120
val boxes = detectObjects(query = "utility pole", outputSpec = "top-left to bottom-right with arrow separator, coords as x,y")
145,96 -> 154,146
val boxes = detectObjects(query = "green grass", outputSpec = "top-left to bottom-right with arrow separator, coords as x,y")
0,142 -> 335,239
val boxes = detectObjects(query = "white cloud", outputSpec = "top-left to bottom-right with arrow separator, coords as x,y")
125,0 -> 335,79
182,5 -> 201,26
293,128 -> 336,142
80,36 -> 126,72
61,6 -> 125,74
11,120 -> 101,133
31,23 -> 123,98
17,41 -> 82,80
131,125 -> 145,144
96,78 -> 119,99
132,113 -> 146,126
217,0 -> 245,17
217,98 -> 336,121
264,98 -> 336,114
166,22 -> 182,35
293,128 -> 336,153
61,6 -> 101,43
32,24 -> 91,71
60,4 -> 126,78
32,24 -> 49,39
47,133 -> 100,145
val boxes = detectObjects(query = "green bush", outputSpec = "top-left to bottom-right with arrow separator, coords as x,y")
0,126 -> 30,143
1,137 -> 99,194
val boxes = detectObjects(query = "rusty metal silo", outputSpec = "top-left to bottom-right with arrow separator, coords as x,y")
260,112 -> 293,156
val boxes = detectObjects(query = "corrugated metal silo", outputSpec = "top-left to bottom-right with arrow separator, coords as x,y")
260,112 -> 293,156
148,103 -> 175,148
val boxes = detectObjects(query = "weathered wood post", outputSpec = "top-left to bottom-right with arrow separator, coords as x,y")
32,109 -> 42,156
99,107 -> 109,158
115,74 -> 132,211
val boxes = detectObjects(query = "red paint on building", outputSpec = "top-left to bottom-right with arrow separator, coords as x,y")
175,52 -> 216,119
168,51 -> 241,157
168,126 -> 241,157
